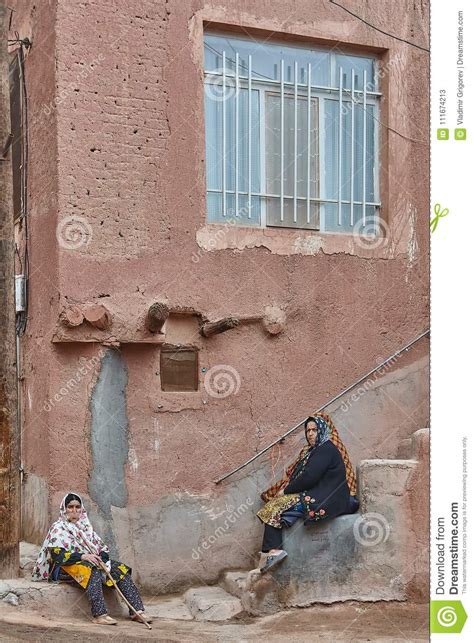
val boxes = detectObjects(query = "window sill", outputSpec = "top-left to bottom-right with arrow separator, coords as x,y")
196,223 -> 399,259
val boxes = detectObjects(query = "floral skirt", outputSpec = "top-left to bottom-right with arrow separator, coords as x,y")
256,493 -> 300,528
60,559 -> 131,589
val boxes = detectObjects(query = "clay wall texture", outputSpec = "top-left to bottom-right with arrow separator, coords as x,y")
9,0 -> 429,592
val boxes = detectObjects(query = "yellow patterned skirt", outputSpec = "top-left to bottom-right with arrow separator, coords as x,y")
256,493 -> 300,528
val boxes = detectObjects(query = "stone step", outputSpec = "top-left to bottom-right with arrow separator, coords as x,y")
144,595 -> 193,620
0,578 -> 127,617
183,586 -> 244,621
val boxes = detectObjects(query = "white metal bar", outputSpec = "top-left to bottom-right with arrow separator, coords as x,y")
306,63 -> 311,224
222,51 -> 226,217
319,97 -> 325,231
248,54 -> 252,218
259,88 -> 266,228
362,69 -> 367,227
293,61 -> 298,223
235,52 -> 239,218
280,58 -> 284,222
338,66 -> 342,226
204,70 -> 383,96
350,68 -> 355,227
207,187 -> 380,206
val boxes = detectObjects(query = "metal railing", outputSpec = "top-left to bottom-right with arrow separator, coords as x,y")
214,329 -> 429,484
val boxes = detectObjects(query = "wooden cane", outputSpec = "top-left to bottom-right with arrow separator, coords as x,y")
96,559 -> 152,630
69,528 -> 152,630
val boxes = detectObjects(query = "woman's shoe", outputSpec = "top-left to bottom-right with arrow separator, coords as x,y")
93,614 -> 117,625
131,610 -> 153,624
259,550 -> 288,574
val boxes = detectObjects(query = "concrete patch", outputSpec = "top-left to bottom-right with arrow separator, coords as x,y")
88,348 -> 129,554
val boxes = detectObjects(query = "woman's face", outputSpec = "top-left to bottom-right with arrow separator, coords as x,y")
65,499 -> 82,523
306,421 -> 318,447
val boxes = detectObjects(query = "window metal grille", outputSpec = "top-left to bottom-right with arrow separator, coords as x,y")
204,34 -> 381,235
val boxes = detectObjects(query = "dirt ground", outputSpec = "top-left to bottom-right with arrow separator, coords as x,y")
0,601 -> 428,642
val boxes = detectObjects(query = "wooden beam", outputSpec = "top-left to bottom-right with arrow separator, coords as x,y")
146,302 -> 169,333
200,316 -> 240,337
59,305 -> 84,328
83,304 -> 112,331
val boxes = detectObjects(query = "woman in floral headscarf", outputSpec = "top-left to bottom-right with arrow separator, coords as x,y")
32,492 -> 151,626
256,413 -> 359,573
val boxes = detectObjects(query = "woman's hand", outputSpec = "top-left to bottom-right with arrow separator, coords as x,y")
81,553 -> 102,566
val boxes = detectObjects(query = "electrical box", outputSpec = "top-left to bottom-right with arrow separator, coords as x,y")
15,274 -> 26,313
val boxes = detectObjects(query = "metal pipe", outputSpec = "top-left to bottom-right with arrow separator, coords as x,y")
362,69 -> 367,227
214,329 -> 430,484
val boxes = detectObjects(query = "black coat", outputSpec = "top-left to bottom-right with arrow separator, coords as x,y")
284,440 -> 351,523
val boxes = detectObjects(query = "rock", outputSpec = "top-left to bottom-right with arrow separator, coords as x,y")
0,581 -> 11,599
184,586 -> 243,621
239,571 -> 280,616
2,592 -> 19,606
146,596 -> 193,621
20,542 -> 41,560
262,306 -> 286,335
220,571 -> 248,599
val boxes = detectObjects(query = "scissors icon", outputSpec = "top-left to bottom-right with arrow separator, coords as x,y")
430,203 -> 449,233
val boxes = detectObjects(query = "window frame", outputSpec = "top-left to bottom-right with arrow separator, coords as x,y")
203,32 -> 382,235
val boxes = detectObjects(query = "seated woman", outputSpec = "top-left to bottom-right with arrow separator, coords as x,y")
32,492 -> 152,626
257,413 -> 359,573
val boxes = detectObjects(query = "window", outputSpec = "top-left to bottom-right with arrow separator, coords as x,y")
160,346 -> 199,392
204,33 -> 381,234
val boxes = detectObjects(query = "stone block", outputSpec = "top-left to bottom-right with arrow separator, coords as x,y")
183,586 -> 243,621
146,596 -> 193,620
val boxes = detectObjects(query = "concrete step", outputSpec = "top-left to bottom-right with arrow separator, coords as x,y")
144,595 -> 193,620
0,578 -> 127,617
183,586 -> 244,621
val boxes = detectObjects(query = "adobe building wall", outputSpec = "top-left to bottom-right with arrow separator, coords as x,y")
9,0 -> 429,592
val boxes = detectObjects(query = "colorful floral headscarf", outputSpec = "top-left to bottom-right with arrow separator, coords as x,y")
32,492 -> 108,581
261,412 -> 357,501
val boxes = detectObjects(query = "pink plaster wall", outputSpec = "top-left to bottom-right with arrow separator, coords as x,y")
9,0 -> 429,553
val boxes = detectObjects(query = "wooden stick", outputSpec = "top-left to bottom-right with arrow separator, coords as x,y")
70,528 -> 151,630
96,560 -> 152,630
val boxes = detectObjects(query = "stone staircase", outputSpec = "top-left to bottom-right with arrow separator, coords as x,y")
1,429 -> 428,622
218,427 -> 429,616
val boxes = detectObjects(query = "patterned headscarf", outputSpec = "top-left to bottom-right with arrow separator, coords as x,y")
32,492 -> 109,581
261,412 -> 357,501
